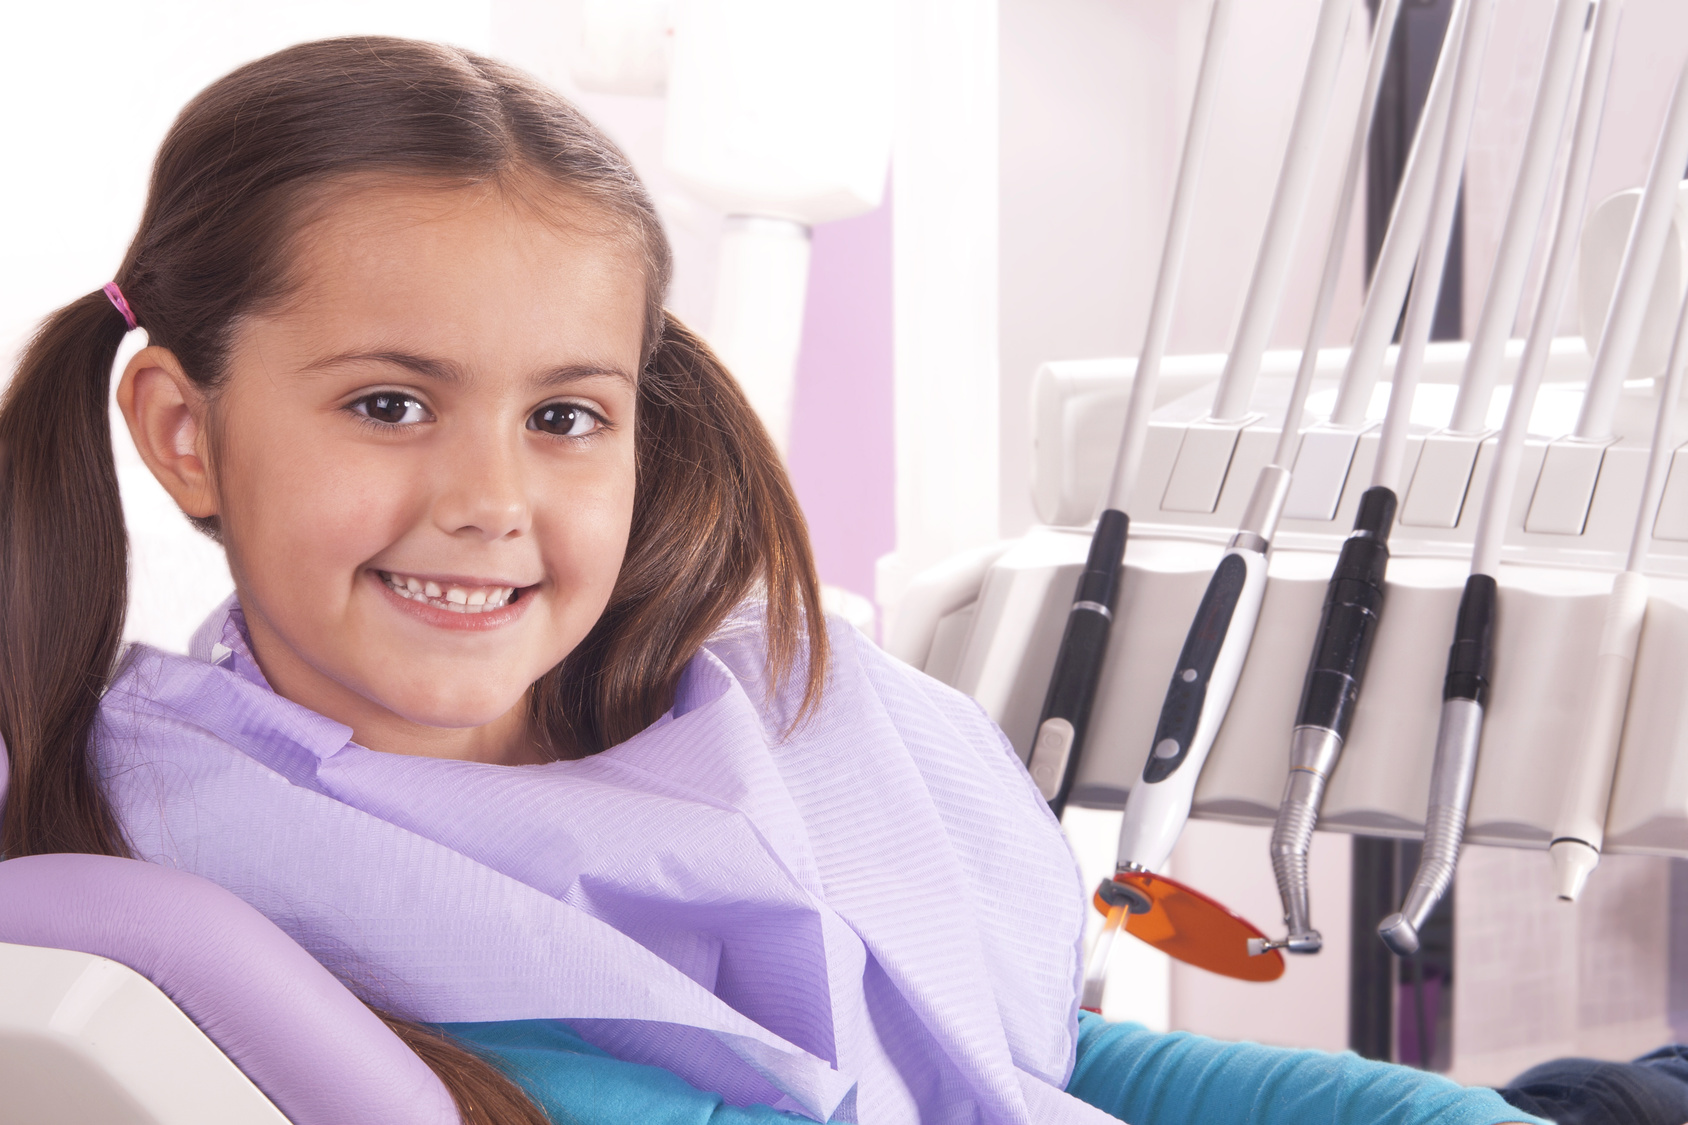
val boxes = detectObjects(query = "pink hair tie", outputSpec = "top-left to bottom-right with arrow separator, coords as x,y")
103,282 -> 138,331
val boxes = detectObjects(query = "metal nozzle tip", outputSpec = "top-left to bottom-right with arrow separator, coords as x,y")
1549,839 -> 1599,903
1249,932 -> 1321,957
1377,913 -> 1419,956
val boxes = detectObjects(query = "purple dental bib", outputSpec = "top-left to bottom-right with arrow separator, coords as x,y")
96,598 -> 1104,1123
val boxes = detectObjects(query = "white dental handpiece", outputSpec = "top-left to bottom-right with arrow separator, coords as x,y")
1548,568 -> 1647,901
1109,0 -> 1363,881
1115,472 -> 1287,878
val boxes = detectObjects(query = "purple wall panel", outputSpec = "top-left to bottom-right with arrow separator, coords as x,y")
785,190 -> 896,607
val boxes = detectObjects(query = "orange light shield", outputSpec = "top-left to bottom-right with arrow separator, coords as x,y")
1093,871 -> 1284,982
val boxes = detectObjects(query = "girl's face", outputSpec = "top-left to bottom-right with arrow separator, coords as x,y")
122,181 -> 647,763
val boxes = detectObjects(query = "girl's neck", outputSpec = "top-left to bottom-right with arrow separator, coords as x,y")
240,601 -> 548,766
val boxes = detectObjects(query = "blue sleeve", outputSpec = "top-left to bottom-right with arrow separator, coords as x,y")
1067,1013 -> 1549,1125
438,1020 -> 806,1125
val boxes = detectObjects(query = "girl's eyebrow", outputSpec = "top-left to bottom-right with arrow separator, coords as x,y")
302,350 -> 635,389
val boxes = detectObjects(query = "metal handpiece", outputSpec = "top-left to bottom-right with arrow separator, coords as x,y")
1267,487 -> 1394,954
1269,727 -> 1342,954
1379,575 -> 1496,955
1029,511 -> 1128,812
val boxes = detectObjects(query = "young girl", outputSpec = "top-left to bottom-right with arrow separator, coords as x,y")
0,36 -> 1546,1125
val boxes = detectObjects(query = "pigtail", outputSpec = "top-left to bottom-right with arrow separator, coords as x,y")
0,291 -> 132,858
536,313 -> 829,754
375,1014 -> 553,1125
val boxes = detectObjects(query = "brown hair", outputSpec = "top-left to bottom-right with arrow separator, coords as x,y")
0,36 -> 826,1121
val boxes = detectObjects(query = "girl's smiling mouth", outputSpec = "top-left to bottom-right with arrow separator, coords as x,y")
371,569 -> 536,628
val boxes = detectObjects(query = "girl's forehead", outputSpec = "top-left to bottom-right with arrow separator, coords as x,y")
259,178 -> 648,367
291,177 -> 637,286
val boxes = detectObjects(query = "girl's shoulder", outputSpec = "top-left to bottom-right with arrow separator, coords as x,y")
98,640 -> 353,794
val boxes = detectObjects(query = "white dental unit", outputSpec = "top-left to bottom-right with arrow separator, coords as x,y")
891,0 -> 1688,1067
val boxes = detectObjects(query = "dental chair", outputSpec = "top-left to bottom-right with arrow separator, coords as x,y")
0,853 -> 459,1125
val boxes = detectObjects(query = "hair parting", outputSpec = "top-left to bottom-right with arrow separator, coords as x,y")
0,35 -> 826,1123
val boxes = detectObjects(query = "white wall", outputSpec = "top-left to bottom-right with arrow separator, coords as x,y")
874,0 -> 1003,623
0,2 -> 494,370
491,0 -> 725,334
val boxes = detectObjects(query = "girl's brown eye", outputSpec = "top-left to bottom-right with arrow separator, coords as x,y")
529,403 -> 600,437
353,392 -> 429,425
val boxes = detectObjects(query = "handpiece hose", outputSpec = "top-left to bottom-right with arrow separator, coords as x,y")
1268,487 -> 1395,953
1379,574 -> 1496,955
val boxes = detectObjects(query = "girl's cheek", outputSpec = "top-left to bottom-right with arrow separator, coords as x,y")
224,432 -> 412,589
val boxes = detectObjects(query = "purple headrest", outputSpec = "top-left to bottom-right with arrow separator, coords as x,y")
0,853 -> 457,1125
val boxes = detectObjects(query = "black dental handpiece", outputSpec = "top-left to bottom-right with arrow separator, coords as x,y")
1027,509 -> 1129,816
1379,572 -> 1495,955
1264,486 -> 1395,954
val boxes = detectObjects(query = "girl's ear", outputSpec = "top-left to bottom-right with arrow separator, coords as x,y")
117,346 -> 219,520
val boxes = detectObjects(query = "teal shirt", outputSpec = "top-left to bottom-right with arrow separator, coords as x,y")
442,1013 -> 1547,1125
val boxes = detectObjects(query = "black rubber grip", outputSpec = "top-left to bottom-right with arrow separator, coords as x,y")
1293,486 -> 1396,739
1443,573 -> 1496,704
1038,509 -> 1129,814
1143,552 -> 1248,784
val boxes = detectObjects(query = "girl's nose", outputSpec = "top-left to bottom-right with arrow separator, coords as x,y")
430,437 -> 530,541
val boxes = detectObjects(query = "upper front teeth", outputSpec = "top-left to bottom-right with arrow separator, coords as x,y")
380,572 -> 516,613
